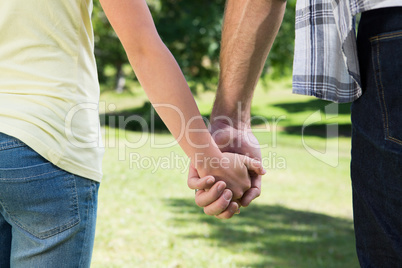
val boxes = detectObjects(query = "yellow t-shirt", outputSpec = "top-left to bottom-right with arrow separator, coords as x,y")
0,0 -> 104,181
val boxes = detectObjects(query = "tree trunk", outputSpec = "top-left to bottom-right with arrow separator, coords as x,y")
115,63 -> 126,93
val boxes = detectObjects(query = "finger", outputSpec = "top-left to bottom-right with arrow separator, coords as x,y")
189,176 -> 215,190
240,155 -> 266,175
240,187 -> 261,207
195,181 -> 227,207
215,202 -> 239,219
203,189 -> 233,215
240,174 -> 262,207
235,200 -> 242,213
187,165 -> 215,190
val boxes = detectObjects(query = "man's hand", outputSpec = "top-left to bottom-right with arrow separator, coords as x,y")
188,119 -> 264,218
196,151 -> 265,201
211,119 -> 263,207
187,0 -> 285,219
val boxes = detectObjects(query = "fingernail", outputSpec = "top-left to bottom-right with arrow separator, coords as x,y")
223,189 -> 232,201
217,183 -> 225,194
207,176 -> 215,184
230,203 -> 239,214
235,209 -> 240,214
262,168 -> 267,175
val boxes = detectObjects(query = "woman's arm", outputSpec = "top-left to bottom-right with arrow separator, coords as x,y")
98,0 -> 265,199
99,0 -> 220,164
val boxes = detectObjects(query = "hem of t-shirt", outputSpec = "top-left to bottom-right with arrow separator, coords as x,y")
0,123 -> 102,183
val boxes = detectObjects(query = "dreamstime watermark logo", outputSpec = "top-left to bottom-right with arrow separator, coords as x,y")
301,103 -> 339,167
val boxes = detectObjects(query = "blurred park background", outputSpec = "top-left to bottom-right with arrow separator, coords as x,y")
91,0 -> 358,267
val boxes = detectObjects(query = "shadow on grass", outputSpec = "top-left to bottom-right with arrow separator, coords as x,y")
99,101 -> 272,133
99,100 -> 352,137
273,99 -> 352,137
272,99 -> 351,115
283,123 -> 352,137
100,102 -> 169,133
166,198 -> 358,268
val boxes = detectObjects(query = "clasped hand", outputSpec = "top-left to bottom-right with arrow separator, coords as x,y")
188,120 -> 265,219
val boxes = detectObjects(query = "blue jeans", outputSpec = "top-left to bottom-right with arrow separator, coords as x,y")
0,133 -> 99,268
352,8 -> 402,267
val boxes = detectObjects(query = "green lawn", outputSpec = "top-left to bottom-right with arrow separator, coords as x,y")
92,79 -> 358,268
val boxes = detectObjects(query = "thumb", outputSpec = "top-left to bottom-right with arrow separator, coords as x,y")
239,155 -> 266,176
187,164 -> 215,190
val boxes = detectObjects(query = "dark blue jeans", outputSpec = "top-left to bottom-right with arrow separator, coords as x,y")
352,8 -> 402,267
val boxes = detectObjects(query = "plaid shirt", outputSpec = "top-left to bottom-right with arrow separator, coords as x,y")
292,0 -> 402,103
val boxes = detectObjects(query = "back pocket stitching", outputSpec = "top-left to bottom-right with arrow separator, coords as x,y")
0,167 -> 60,181
369,30 -> 402,42
1,174 -> 81,239
0,139 -> 26,151
370,35 -> 402,145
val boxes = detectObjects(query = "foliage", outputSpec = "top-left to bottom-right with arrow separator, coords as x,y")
150,0 -> 225,91
268,0 -> 296,78
92,0 -> 296,91
93,1 -> 128,87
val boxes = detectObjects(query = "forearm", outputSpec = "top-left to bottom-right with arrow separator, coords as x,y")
130,41 -> 223,167
212,0 -> 286,125
99,0 -> 223,169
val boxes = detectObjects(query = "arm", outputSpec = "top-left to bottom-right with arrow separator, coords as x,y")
99,0 -> 219,164
99,0 -> 265,198
189,0 -> 287,218
212,0 -> 286,123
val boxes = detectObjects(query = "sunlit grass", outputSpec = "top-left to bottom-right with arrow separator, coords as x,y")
92,80 -> 358,267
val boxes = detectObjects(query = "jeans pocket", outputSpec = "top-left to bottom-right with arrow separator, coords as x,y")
370,30 -> 402,146
0,164 -> 80,239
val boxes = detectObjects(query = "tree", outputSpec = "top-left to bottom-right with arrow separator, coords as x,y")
267,0 -> 296,78
92,0 -> 296,91
151,0 -> 225,91
92,1 -> 129,91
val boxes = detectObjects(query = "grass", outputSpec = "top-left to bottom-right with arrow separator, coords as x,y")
92,79 -> 358,268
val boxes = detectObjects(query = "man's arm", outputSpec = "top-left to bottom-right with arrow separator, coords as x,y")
213,0 -> 286,123
188,0 -> 287,218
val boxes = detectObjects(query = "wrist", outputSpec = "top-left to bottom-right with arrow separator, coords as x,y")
211,100 -> 251,129
211,82 -> 254,126
193,151 -> 226,177
209,114 -> 251,131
